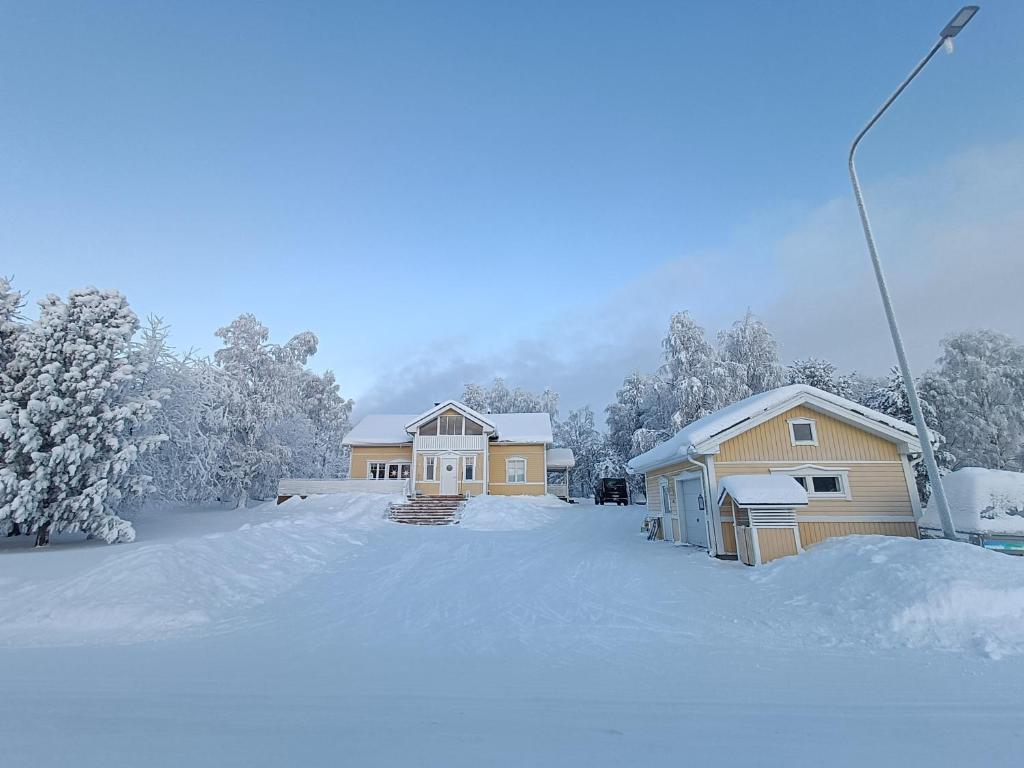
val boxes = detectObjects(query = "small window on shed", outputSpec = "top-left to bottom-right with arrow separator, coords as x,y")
789,418 -> 817,445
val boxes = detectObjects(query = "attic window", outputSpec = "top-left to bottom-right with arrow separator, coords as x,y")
789,418 -> 817,446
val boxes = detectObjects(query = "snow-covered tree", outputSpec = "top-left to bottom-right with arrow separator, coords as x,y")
661,311 -> 749,428
297,369 -> 353,478
922,330 -> 1024,472
0,276 -> 25,371
785,357 -> 854,398
0,288 -> 163,545
460,378 -> 558,417
130,317 -> 228,504
553,406 -> 607,497
461,382 -> 488,412
214,314 -> 318,507
718,310 -> 783,394
863,366 -> 953,501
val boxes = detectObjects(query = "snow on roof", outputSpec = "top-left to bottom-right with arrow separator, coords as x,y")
628,384 -> 923,473
342,415 -> 417,446
490,412 -> 553,444
343,410 -> 553,445
546,448 -> 576,468
921,467 -> 1024,536
719,474 -> 808,508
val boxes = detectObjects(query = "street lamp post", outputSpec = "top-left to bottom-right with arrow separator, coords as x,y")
848,6 -> 979,541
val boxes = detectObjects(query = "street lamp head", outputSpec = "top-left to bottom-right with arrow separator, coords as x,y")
940,5 -> 979,38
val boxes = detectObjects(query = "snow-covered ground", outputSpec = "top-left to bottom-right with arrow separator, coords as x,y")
1,494 -> 1023,767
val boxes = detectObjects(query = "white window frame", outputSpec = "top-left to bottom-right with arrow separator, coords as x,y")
368,460 -> 410,480
425,456 -> 436,481
506,456 -> 527,484
464,455 -> 476,482
439,414 -> 464,436
788,418 -> 818,446
771,464 -> 851,500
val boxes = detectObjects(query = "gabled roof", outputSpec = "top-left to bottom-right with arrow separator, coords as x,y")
718,475 -> 808,508
404,400 -> 496,433
342,402 -> 555,446
628,384 -> 925,473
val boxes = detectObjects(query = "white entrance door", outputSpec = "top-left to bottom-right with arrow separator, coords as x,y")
677,477 -> 709,548
660,484 -> 679,543
440,455 -> 459,495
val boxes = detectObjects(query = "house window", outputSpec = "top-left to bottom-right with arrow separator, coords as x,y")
464,419 -> 484,436
464,455 -> 476,481
789,418 -> 818,446
774,466 -> 849,499
371,461 -> 410,480
439,414 -> 464,435
507,457 -> 526,484
425,457 -> 436,481
811,475 -> 841,494
420,419 -> 438,436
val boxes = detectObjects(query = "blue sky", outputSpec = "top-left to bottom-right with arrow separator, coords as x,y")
2,1 -> 1023,417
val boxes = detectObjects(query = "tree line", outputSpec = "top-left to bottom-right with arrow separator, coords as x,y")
0,278 -> 352,546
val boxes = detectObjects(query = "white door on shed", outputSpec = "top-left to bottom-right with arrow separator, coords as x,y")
440,455 -> 459,495
660,483 -> 680,543
677,477 -> 708,548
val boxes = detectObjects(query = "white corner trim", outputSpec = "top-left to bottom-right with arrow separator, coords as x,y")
901,454 -> 923,520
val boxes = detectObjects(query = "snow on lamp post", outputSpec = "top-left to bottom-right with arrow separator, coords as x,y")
848,6 -> 979,542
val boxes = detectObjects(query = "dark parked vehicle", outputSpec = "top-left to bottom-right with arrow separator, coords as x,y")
594,478 -> 630,506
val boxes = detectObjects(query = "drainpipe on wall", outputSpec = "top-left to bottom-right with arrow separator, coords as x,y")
683,449 -> 719,557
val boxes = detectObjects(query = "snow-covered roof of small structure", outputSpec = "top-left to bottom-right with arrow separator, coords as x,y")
719,475 -> 808,508
343,407 -> 554,446
343,415 -> 419,446
921,467 -> 1024,535
546,448 -> 576,469
628,384 -> 925,473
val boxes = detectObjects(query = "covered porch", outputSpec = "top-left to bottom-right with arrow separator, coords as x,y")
718,475 -> 808,566
545,448 -> 576,500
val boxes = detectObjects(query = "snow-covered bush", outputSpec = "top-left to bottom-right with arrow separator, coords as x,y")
0,288 -> 163,545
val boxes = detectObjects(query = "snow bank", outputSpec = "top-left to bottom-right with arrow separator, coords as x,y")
921,467 -> 1024,535
459,494 -> 568,531
0,493 -> 397,647
754,535 -> 1024,659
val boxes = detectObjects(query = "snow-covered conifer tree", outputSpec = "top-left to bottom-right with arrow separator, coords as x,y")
0,277 -> 25,371
298,369 -> 353,478
0,288 -> 162,545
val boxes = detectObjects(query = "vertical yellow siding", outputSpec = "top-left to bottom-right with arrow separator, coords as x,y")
488,444 -> 547,496
799,521 -> 919,547
716,405 -> 901,463
757,528 -> 799,562
347,446 -> 413,479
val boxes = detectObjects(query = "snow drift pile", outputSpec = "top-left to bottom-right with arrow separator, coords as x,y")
921,467 -> 1024,535
459,494 -> 567,531
755,535 -> 1024,659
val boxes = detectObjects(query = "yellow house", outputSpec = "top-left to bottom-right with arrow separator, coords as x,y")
341,400 -> 574,498
628,385 -> 924,565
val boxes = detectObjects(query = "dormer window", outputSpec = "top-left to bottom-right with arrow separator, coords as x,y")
789,418 -> 817,446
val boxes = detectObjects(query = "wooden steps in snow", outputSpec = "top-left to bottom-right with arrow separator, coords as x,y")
388,495 -> 465,526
